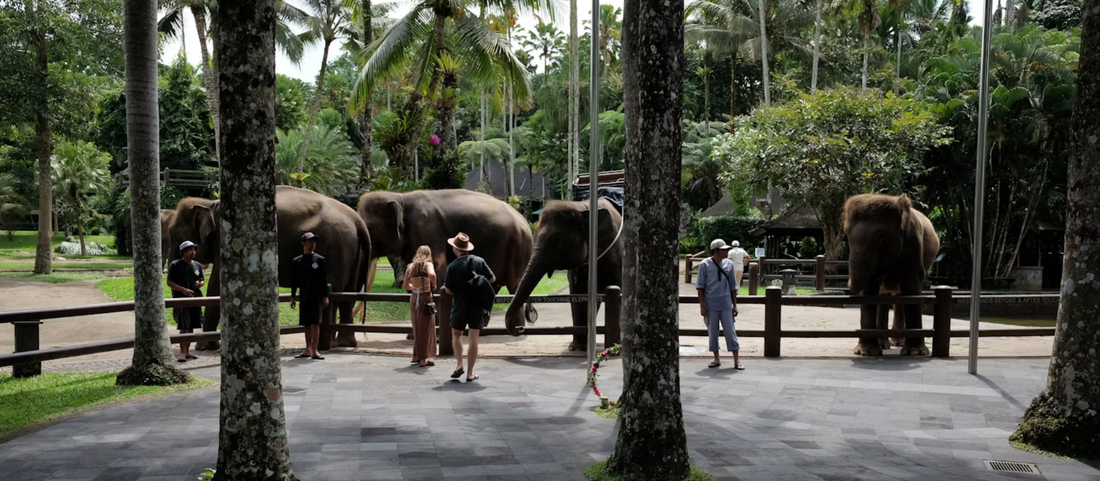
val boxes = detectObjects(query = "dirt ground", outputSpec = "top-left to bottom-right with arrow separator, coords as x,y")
0,269 -> 1055,372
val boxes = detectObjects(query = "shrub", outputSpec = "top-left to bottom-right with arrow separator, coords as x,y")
695,213 -> 764,253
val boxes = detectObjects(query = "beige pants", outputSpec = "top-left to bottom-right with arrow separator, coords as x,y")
734,270 -> 744,288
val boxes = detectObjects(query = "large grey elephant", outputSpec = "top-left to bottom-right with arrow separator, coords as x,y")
167,185 -> 372,348
357,189 -> 534,322
504,198 -> 623,351
844,194 -> 940,357
160,209 -> 176,269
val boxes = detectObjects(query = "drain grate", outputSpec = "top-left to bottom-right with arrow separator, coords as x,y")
984,460 -> 1041,474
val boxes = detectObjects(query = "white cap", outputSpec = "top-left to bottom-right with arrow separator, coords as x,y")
179,240 -> 197,252
709,239 -> 733,251
732,240 -> 740,247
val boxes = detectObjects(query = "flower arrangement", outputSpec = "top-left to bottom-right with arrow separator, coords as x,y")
588,344 -> 621,407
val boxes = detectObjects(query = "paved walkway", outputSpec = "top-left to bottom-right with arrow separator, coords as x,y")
3,354 -> 1098,481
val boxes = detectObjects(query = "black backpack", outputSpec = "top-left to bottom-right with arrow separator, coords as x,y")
466,255 -> 496,310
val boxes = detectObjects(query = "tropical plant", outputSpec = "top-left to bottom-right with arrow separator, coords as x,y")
0,174 -> 29,240
712,87 -> 952,261
520,16 -> 566,73
51,140 -> 113,256
276,124 -> 360,195
296,0 -> 358,173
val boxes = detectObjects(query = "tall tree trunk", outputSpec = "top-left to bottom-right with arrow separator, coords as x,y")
33,25 -> 52,275
192,5 -> 221,165
758,0 -> 770,105
728,51 -> 738,132
117,0 -> 188,387
212,0 -> 296,479
1011,0 -> 1100,457
862,36 -> 869,92
358,0 -> 374,189
392,12 -> 446,178
297,39 -> 333,173
570,0 -> 579,192
812,0 -> 822,92
480,94 -> 486,188
607,0 -> 690,478
508,76 -> 516,198
896,29 -> 902,91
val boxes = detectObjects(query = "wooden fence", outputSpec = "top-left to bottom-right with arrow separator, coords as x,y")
0,286 -> 1057,378
686,256 -> 848,292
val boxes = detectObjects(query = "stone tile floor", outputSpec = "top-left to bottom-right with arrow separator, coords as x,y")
2,353 -> 1099,481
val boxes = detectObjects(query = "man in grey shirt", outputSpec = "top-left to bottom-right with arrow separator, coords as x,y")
696,239 -> 743,370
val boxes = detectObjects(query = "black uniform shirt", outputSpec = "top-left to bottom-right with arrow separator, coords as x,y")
167,259 -> 204,298
291,253 -> 329,303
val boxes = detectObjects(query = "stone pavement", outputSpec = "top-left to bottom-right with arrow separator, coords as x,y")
3,353 -> 1099,481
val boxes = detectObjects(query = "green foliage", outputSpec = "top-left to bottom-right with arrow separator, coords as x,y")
584,461 -> 715,481
55,237 -> 114,256
1031,0 -> 1081,30
159,54 -> 214,170
52,139 -> 113,247
797,236 -> 821,259
318,107 -> 345,131
695,212 -> 764,253
275,124 -> 359,196
275,74 -> 310,132
0,371 -> 210,435
681,119 -> 728,211
421,148 -> 467,190
0,173 -> 30,237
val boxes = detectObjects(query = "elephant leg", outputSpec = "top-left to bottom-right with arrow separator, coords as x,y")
335,298 -> 358,348
567,270 -> 587,352
853,283 -> 882,356
901,291 -> 929,356
877,304 -> 892,350
890,303 -> 905,347
197,263 -> 221,351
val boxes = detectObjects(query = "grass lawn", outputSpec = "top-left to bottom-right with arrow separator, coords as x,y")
0,261 -> 133,270
0,372 -> 212,436
0,273 -> 108,283
0,231 -> 124,259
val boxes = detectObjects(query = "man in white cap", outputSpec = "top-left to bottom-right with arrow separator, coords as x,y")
696,239 -> 743,369
728,240 -> 752,288
166,240 -> 205,362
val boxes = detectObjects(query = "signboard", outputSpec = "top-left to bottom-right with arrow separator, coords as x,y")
755,248 -> 765,258
494,295 -> 601,304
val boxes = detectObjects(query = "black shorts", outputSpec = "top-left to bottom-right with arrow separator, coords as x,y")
174,307 -> 203,331
450,310 -> 488,331
299,302 -> 323,326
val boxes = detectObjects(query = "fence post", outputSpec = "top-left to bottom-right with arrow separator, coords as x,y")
13,321 -> 43,378
437,291 -> 454,356
319,283 -> 334,351
815,255 -> 826,292
759,255 -> 767,276
933,286 -> 953,358
685,257 -> 693,284
764,287 -> 782,358
748,262 -> 760,296
604,286 -> 621,347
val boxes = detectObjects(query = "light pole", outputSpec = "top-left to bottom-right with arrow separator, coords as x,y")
969,0 -> 995,375
587,0 -> 601,365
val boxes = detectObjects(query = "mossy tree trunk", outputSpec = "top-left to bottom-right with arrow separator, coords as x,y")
606,0 -> 690,478
1011,0 -> 1100,458
117,0 -> 190,387
212,1 -> 296,479
32,9 -> 52,275
357,0 -> 374,189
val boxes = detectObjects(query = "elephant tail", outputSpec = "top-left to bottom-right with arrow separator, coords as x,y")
356,220 -> 373,323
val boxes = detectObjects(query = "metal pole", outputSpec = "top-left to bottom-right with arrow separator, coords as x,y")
969,0 -> 994,375
587,0 -> 600,365
758,0 -> 770,105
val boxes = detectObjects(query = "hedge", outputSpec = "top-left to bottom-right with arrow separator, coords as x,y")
693,214 -> 764,254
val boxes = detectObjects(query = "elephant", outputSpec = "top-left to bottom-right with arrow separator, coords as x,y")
844,194 -> 940,357
167,185 -> 372,349
357,189 -> 534,324
160,209 -> 176,269
504,198 -> 624,351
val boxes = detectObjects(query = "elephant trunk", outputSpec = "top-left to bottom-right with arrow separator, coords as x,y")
505,255 -> 553,336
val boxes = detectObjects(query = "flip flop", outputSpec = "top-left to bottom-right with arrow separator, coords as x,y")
311,355 -> 325,360
420,361 -> 435,367
735,364 -> 746,371
708,361 -> 720,368
450,368 -> 465,379
466,375 -> 479,382
294,353 -> 310,359
186,354 -> 198,360
177,357 -> 188,363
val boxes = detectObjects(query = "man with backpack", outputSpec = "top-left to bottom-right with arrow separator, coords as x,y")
697,239 -> 744,370
443,232 -> 495,382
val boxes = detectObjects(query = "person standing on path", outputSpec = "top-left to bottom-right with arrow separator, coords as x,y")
166,240 -> 205,363
404,245 -> 437,367
291,232 -> 329,360
729,240 -> 751,288
697,239 -> 743,370
443,232 -> 495,382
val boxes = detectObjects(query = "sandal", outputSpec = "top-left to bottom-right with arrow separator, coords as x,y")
466,375 -> 479,382
295,353 -> 310,359
420,361 -> 435,367
708,361 -> 720,368
186,354 -> 198,360
177,357 -> 188,363
735,364 -> 745,370
311,355 -> 325,360
450,368 -> 465,379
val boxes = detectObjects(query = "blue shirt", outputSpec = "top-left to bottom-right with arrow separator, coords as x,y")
696,257 -> 737,311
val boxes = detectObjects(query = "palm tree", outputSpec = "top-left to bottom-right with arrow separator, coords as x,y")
685,0 -> 757,123
118,0 -> 190,387
0,175 -> 29,241
159,0 -> 309,164
276,125 -> 360,195
520,16 -> 565,73
597,5 -> 622,77
812,0 -> 823,91
569,0 -> 579,189
696,63 -> 713,120
51,141 -> 112,257
296,0 -> 356,173
352,0 -> 548,177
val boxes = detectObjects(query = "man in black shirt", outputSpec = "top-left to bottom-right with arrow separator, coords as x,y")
167,240 -> 205,362
443,232 -> 495,382
291,232 -> 329,360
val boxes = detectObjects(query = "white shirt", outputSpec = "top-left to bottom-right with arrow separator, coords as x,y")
728,248 -> 748,271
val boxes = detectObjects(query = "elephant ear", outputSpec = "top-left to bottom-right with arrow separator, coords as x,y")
896,195 -> 912,231
192,204 -> 216,243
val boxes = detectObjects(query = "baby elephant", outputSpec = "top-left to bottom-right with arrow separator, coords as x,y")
844,194 -> 940,356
